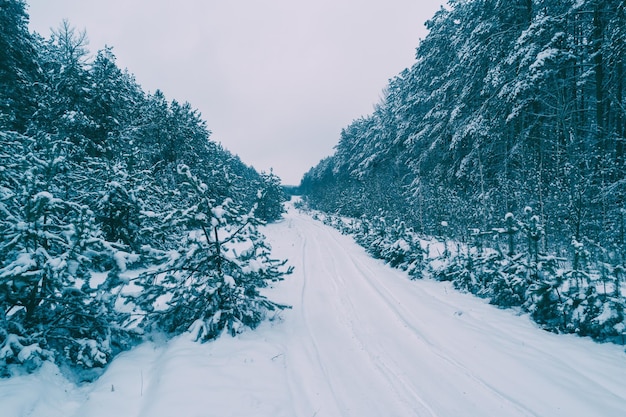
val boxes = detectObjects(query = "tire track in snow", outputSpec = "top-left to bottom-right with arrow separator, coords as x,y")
300,219 -> 439,416
311,218 -> 539,417
317,216 -> 626,416
410,279 -> 626,402
346,255 -> 537,416
283,220 -> 346,417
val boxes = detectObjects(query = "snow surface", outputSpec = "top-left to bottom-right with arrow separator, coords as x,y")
2,203 -> 626,417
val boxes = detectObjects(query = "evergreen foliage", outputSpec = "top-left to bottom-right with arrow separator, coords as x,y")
302,0 -> 626,249
254,170 -> 287,223
0,1 -> 290,379
0,0 -> 40,132
0,132 -> 135,378
302,0 -> 626,344
127,165 -> 290,341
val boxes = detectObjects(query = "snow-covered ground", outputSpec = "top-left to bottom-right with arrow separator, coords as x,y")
2,204 -> 626,417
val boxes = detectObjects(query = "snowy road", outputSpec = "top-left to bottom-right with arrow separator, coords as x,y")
3,204 -> 626,417
270,209 -> 626,417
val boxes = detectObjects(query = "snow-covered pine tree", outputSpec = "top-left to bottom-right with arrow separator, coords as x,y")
0,0 -> 40,132
127,164 -> 291,342
0,132 -> 134,378
94,161 -> 145,252
254,170 -> 286,223
487,211 -> 533,308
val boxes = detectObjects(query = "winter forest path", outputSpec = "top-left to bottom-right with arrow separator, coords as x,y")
264,205 -> 626,417
5,203 -> 625,417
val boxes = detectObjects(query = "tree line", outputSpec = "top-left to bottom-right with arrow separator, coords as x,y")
301,0 -> 625,341
303,0 -> 625,266
1,0 -> 288,380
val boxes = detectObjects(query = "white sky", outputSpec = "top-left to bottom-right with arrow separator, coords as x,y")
26,0 -> 445,185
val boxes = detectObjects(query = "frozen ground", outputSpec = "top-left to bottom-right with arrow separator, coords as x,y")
2,204 -> 626,417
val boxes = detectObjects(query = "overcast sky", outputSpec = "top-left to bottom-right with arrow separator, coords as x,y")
26,0 -> 445,185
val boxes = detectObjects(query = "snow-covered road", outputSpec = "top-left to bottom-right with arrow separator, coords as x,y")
3,205 -> 626,417
271,208 -> 626,417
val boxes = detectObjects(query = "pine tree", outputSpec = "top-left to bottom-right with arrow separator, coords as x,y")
0,0 -> 40,132
0,132 -> 134,378
255,170 -> 286,223
127,165 -> 291,341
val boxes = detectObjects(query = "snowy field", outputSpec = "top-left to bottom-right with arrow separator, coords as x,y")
2,204 -> 626,417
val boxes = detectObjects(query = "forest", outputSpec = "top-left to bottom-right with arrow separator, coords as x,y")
3,0 -> 626,383
0,0 -> 288,379
302,0 -> 626,342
